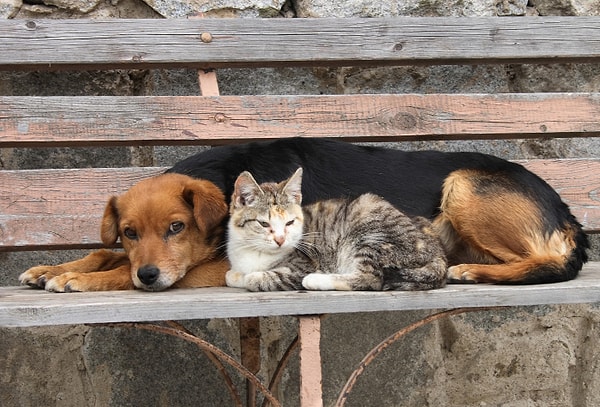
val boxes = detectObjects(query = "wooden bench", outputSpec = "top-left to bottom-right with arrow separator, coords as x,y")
1,17 -> 600,406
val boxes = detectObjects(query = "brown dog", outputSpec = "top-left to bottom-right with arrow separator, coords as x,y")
20,173 -> 229,292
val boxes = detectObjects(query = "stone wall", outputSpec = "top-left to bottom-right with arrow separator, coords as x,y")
1,0 -> 600,406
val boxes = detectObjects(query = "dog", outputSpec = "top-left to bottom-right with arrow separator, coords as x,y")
20,138 -> 589,291
20,173 -> 230,292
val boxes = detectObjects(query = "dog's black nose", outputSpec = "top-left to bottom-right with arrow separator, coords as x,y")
137,265 -> 160,285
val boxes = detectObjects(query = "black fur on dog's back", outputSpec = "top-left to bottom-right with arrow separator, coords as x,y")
168,137 -> 589,284
170,138 -> 500,215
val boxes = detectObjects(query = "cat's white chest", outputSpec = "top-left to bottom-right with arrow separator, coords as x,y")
226,244 -> 284,288
228,246 -> 280,274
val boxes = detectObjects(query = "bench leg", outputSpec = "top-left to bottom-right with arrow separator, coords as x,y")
299,315 -> 323,407
198,69 -> 220,96
240,317 -> 261,407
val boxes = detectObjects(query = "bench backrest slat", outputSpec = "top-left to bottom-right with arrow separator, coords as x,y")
2,93 -> 600,147
0,159 -> 598,251
0,168 -> 164,251
2,17 -> 600,71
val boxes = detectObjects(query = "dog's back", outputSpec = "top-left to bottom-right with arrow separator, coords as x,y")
170,138 -> 496,213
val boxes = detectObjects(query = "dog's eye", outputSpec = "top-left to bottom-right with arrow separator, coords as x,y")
169,221 -> 185,235
257,220 -> 270,228
123,228 -> 138,240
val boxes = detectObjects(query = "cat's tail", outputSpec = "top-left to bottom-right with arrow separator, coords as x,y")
381,257 -> 448,291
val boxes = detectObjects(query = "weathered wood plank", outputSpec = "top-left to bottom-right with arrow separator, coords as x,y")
2,17 -> 600,71
0,167 -> 164,216
1,262 -> 599,328
520,159 -> 600,233
0,159 -> 598,251
299,316 -> 323,407
0,168 -> 165,250
2,93 -> 600,147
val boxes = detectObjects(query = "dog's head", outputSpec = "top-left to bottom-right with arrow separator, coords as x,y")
101,173 -> 228,291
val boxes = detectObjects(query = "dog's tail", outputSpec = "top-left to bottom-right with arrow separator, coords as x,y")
512,219 -> 589,284
446,254 -> 585,285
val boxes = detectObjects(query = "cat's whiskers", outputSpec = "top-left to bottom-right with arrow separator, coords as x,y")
299,231 -> 322,241
294,239 -> 319,258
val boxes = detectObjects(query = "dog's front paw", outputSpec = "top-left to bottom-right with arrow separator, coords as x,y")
19,265 -> 67,289
446,265 -> 477,283
46,269 -> 134,292
44,272 -> 88,292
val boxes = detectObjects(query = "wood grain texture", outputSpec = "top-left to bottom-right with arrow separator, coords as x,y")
520,159 -> 600,232
2,17 -> 600,70
2,93 -> 600,147
1,262 -> 599,328
0,159 -> 598,250
299,316 -> 323,407
0,168 -> 165,250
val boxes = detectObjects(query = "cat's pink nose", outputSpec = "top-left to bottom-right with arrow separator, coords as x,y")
274,236 -> 286,246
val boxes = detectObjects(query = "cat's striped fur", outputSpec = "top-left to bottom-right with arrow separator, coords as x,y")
225,168 -> 447,292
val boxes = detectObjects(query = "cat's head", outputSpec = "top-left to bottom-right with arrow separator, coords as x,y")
229,168 -> 304,252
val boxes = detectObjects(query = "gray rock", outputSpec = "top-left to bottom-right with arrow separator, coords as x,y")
0,0 -> 21,19
141,0 -> 286,17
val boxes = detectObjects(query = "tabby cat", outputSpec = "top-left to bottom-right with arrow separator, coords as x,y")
225,168 -> 447,292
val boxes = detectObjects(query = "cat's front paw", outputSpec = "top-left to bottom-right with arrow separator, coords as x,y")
225,270 -> 247,288
244,267 -> 298,291
302,273 -> 335,290
244,272 -> 268,292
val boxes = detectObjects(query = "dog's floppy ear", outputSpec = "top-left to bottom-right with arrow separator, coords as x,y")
183,179 -> 228,232
101,196 -> 120,245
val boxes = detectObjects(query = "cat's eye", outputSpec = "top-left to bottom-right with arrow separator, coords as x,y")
123,227 -> 138,240
168,221 -> 185,235
258,220 -> 270,228
286,220 -> 295,226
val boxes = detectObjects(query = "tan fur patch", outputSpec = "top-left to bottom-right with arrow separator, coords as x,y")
437,169 -> 576,283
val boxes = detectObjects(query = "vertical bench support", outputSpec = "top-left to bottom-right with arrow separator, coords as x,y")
198,59 -> 263,407
299,315 -> 324,407
240,317 -> 261,407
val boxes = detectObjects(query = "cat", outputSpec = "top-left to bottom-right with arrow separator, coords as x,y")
225,167 -> 448,292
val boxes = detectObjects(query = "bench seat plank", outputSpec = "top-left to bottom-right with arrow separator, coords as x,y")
1,262 -> 599,328
2,17 -> 600,70
2,94 -> 600,147
0,159 -> 598,250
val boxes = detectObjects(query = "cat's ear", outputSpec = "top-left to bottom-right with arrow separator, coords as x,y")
283,167 -> 303,205
233,171 -> 262,208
